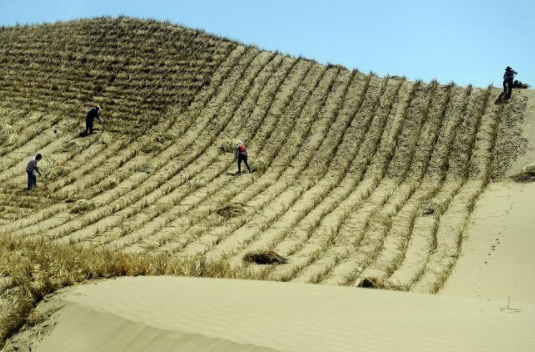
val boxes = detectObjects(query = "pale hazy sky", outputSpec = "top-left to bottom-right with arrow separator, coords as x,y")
1,0 -> 533,87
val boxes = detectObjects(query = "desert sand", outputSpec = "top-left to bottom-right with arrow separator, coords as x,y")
442,89 -> 535,304
442,181 -> 535,303
6,276 -> 535,352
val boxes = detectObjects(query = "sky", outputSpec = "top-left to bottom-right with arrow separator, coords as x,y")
0,0 -> 534,87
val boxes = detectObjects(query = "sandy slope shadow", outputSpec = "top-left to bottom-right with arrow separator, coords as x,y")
78,129 -> 103,138
495,92 -> 508,105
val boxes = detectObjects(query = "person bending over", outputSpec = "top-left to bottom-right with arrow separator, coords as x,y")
85,105 -> 103,134
26,153 -> 42,190
235,140 -> 251,174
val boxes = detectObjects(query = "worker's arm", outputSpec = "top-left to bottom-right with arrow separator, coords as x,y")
35,166 -> 42,176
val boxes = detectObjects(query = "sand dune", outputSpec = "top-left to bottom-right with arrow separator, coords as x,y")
5,276 -> 534,352
0,17 -> 529,292
442,181 -> 535,303
1,18 -> 535,350
442,89 -> 535,303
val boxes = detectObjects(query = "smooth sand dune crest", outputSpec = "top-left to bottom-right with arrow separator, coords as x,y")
7,276 -> 535,352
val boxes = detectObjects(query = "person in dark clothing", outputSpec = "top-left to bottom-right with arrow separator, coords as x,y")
85,105 -> 103,134
235,140 -> 251,174
503,66 -> 518,99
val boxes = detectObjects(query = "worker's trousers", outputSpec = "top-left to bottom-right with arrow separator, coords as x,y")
27,170 -> 36,190
86,117 -> 94,134
237,153 -> 251,173
503,79 -> 514,98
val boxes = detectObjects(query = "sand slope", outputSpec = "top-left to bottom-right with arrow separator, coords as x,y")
8,276 -> 535,352
0,18 -> 530,292
1,18 -> 534,351
442,89 -> 535,303
442,181 -> 535,303
510,89 -> 535,174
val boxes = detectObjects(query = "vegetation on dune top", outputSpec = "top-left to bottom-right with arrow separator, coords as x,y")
0,16 -> 236,135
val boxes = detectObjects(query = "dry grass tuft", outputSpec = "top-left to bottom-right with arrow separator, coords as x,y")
511,164 -> 535,183
216,203 -> 245,218
98,132 -> 114,145
421,203 -> 437,216
219,139 -> 237,153
355,277 -> 401,290
69,199 -> 95,214
356,277 -> 382,289
59,140 -> 80,152
187,179 -> 206,189
101,177 -> 119,190
138,163 -> 154,174
0,124 -> 17,145
513,80 -> 529,89
243,250 -> 287,265
250,157 -> 265,173
44,167 -> 67,180
141,142 -> 164,154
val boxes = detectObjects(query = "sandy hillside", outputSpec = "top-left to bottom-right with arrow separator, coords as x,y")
0,17 -> 529,292
1,17 -> 534,350
442,88 -> 535,303
5,277 -> 535,352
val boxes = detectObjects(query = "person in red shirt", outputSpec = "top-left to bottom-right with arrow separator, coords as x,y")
235,140 -> 251,174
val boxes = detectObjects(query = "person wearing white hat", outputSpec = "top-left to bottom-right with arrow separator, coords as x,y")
235,140 -> 251,174
85,105 -> 103,135
26,153 -> 42,190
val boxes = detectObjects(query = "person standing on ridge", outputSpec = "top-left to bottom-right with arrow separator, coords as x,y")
235,140 -> 251,174
85,105 -> 103,135
26,153 -> 42,191
503,66 -> 518,99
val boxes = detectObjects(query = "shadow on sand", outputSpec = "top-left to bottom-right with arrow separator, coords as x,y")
78,129 -> 101,137
494,92 -> 509,105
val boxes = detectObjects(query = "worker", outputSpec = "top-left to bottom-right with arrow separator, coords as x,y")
85,105 -> 103,135
235,140 -> 251,174
26,153 -> 42,190
503,66 -> 518,99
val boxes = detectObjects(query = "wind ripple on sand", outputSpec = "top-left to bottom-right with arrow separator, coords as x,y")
18,276 -> 535,352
